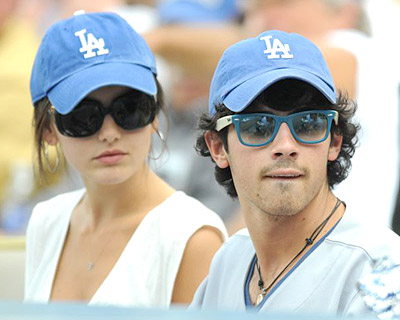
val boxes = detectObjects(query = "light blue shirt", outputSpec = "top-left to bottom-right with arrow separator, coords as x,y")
190,205 -> 400,317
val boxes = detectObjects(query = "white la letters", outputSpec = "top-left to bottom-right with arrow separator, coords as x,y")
75,29 -> 110,59
260,35 -> 294,59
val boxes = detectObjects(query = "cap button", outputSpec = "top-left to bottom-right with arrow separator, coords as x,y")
73,9 -> 86,16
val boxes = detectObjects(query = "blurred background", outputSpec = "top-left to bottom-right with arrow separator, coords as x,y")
0,0 -> 399,301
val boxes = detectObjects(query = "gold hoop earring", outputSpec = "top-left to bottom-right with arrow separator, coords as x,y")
149,130 -> 166,161
44,143 -> 60,173
156,130 -> 165,143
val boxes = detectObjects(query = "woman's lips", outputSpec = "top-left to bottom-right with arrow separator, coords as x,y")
94,150 -> 126,165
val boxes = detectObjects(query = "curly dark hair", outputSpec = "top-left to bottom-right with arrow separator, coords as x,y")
196,79 -> 360,198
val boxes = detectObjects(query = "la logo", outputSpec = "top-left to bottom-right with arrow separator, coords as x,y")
260,36 -> 294,59
74,29 -> 110,59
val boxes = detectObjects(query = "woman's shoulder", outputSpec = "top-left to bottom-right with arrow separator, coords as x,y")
159,191 -> 225,221
154,191 -> 228,239
160,191 -> 220,215
29,188 -> 85,231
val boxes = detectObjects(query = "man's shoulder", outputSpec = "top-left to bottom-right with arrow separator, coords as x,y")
191,228 -> 254,309
226,228 -> 252,245
327,211 -> 400,262
212,228 -> 254,263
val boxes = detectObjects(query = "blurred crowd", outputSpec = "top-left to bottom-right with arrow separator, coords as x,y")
1,0 -> 400,235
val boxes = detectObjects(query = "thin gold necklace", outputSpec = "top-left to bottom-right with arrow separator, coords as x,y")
254,199 -> 342,306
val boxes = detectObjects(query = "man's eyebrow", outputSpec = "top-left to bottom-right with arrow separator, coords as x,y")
289,106 -> 329,115
242,104 -> 273,113
242,105 -> 308,114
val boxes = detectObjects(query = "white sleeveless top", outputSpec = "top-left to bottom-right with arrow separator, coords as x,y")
24,189 -> 228,308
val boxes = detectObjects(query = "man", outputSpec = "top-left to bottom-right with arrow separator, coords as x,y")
145,0 -> 400,233
244,0 -> 400,231
190,30 -> 400,317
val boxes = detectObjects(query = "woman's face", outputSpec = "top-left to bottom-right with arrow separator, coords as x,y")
47,85 -> 155,186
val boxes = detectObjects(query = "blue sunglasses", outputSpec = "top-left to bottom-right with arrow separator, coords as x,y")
215,110 -> 339,147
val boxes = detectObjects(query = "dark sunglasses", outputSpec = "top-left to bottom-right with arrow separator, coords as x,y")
51,90 -> 157,138
216,110 -> 338,147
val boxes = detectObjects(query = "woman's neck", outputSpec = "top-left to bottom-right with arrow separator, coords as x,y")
77,168 -> 175,231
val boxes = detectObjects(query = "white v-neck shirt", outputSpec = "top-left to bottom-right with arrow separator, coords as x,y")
24,189 -> 227,308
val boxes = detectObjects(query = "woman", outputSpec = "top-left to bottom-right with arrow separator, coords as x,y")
24,11 -> 227,307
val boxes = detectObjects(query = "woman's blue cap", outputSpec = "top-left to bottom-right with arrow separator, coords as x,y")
30,11 -> 157,114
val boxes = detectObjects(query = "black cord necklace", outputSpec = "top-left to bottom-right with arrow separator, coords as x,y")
254,198 -> 342,307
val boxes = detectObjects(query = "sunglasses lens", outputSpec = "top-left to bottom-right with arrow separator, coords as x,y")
239,115 -> 275,146
54,91 -> 157,138
292,112 -> 328,142
55,101 -> 103,137
112,92 -> 155,130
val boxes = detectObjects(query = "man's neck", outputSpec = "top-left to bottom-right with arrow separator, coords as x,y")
244,191 -> 344,272
244,191 -> 344,304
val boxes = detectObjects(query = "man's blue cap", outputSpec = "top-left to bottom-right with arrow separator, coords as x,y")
157,0 -> 240,24
209,30 -> 337,115
30,11 -> 157,114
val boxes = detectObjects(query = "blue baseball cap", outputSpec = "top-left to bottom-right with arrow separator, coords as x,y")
157,0 -> 240,24
30,11 -> 157,114
209,30 -> 337,115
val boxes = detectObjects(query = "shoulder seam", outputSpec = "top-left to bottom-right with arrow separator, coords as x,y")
325,239 -> 374,262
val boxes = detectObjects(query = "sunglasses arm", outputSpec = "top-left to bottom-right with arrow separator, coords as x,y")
216,115 -> 233,132
333,111 -> 339,125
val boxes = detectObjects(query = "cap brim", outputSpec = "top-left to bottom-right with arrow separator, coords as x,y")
223,68 -> 337,113
48,62 -> 157,114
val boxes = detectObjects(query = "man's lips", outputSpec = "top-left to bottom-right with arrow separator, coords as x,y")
263,169 -> 304,179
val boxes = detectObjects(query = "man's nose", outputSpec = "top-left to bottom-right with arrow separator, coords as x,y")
269,122 -> 299,160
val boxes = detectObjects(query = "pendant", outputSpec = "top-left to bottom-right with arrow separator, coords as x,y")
88,262 -> 94,271
255,293 -> 264,306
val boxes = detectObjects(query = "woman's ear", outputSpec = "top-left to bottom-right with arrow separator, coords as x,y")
43,123 -> 59,146
328,133 -> 343,161
151,116 -> 159,134
204,131 -> 230,169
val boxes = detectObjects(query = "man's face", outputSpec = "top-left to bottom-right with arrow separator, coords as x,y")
221,106 -> 342,217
